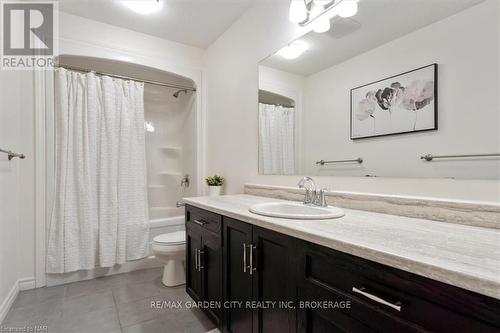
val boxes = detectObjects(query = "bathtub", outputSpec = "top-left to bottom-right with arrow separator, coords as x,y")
46,215 -> 186,287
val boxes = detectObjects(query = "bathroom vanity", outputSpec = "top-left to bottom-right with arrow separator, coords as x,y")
184,195 -> 500,333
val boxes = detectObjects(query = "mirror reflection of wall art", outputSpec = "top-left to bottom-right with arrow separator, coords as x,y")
351,64 -> 438,139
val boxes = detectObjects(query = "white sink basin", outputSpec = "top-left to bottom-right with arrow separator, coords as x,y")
249,202 -> 345,220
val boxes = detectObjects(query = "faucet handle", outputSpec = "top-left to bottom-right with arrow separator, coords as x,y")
319,188 -> 329,207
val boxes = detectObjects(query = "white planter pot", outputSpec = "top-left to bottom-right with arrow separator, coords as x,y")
208,186 -> 222,196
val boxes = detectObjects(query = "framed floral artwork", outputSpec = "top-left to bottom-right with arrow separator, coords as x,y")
350,64 -> 438,139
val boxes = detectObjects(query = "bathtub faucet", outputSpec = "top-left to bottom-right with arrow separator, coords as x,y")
181,174 -> 190,188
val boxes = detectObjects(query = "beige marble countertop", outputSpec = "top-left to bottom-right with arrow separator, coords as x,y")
183,194 -> 500,300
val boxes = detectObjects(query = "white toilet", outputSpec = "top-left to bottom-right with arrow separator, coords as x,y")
151,230 -> 186,287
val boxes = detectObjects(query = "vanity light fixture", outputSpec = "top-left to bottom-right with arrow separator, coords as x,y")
288,0 -> 359,33
276,40 -> 309,59
121,0 -> 163,15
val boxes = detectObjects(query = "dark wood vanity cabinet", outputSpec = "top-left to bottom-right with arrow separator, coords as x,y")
296,241 -> 500,333
185,206 -> 223,326
186,205 -> 500,333
222,217 -> 297,333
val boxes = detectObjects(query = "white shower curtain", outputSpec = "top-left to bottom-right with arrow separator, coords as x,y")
47,68 -> 149,273
258,103 -> 295,175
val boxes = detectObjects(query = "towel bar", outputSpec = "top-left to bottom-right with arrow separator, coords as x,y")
316,158 -> 363,165
0,148 -> 25,161
421,153 -> 500,161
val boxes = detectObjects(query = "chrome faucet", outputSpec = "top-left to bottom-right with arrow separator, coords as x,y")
298,177 -> 316,205
298,177 -> 329,207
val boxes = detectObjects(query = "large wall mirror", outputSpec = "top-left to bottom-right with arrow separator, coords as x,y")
258,0 -> 500,179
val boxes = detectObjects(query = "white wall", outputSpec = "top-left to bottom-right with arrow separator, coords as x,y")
0,69 -> 34,321
302,0 -> 500,180
259,65 -> 304,98
204,1 -> 305,193
0,71 -> 21,317
205,0 -> 500,202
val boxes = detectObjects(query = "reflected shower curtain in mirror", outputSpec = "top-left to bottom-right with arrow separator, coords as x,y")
258,103 -> 295,175
47,68 -> 149,273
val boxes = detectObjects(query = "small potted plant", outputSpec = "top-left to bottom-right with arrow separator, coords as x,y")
205,175 -> 225,196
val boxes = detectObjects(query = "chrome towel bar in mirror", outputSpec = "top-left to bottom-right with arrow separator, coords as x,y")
421,153 -> 500,162
0,148 -> 25,161
316,158 -> 363,165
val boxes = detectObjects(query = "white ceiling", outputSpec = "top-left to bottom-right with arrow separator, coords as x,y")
262,0 -> 485,76
58,0 -> 253,49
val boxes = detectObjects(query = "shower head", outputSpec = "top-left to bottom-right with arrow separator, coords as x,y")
173,89 -> 189,98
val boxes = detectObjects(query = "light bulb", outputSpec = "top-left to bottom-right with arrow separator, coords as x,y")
310,4 -> 331,33
337,0 -> 358,18
144,121 -> 155,132
312,16 -> 331,33
121,0 -> 163,15
289,0 -> 308,23
276,40 -> 309,59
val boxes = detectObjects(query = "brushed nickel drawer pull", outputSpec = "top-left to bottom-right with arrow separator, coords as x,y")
243,243 -> 247,273
194,247 -> 199,270
352,287 -> 402,312
249,244 -> 256,275
198,250 -> 204,271
193,219 -> 207,226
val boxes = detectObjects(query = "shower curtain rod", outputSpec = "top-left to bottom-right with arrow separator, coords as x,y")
55,64 -> 197,91
260,102 -> 295,108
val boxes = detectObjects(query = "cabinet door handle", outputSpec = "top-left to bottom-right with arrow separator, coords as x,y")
198,250 -> 204,271
193,219 -> 207,227
352,287 -> 402,312
249,244 -> 256,275
194,247 -> 199,270
243,243 -> 247,273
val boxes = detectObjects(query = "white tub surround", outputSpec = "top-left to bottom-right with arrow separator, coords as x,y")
183,194 -> 500,300
244,184 -> 500,229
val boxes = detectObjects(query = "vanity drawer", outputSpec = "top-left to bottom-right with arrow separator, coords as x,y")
186,205 -> 222,234
297,279 -> 425,333
297,241 -> 500,332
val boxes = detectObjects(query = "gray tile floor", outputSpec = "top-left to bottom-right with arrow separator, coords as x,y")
2,268 -> 216,333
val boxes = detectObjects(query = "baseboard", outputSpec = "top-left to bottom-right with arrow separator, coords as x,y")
0,281 -> 19,325
18,277 -> 36,291
0,277 -> 36,325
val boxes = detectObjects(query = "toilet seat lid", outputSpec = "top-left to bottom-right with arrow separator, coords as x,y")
153,231 -> 185,245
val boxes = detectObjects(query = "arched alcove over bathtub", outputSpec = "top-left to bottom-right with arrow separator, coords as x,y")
40,55 -> 203,286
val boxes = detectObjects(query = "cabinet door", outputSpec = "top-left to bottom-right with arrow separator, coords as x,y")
186,223 -> 203,301
223,217 -> 254,333
201,230 -> 223,326
251,226 -> 297,333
